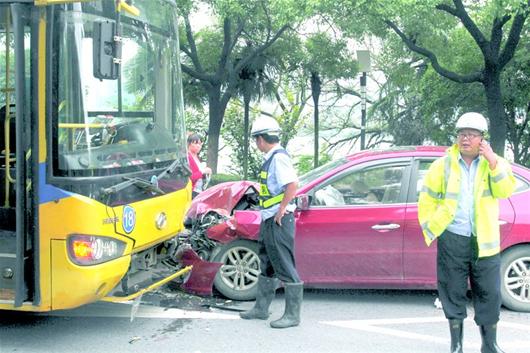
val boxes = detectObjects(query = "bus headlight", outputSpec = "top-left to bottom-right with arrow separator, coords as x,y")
67,235 -> 126,266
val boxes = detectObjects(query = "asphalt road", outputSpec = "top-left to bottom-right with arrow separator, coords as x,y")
1,288 -> 529,353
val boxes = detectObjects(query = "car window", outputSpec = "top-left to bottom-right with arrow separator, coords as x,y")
298,158 -> 347,188
312,164 -> 407,207
514,175 -> 530,194
411,160 -> 434,203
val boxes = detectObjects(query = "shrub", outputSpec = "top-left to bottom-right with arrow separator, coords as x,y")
208,173 -> 243,187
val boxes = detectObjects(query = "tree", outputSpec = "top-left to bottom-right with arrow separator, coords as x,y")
271,80 -> 311,148
302,32 -> 357,167
233,50 -> 276,179
176,0 -> 307,172
368,24 -> 530,161
504,29 -> 530,165
221,104 -> 263,179
330,0 -> 530,156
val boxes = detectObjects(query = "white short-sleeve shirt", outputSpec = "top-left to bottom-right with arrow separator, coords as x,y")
260,145 -> 298,220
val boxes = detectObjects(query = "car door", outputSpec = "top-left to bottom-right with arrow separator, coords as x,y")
295,158 -> 411,285
402,158 -> 438,286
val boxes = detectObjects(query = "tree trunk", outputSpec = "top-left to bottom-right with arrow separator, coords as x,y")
243,90 -> 251,179
207,90 -> 227,173
483,71 -> 506,156
311,72 -> 321,168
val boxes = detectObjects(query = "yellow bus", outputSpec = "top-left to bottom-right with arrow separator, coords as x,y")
0,0 -> 196,311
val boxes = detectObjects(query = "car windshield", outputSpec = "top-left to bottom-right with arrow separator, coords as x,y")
53,1 -> 186,177
298,158 -> 347,188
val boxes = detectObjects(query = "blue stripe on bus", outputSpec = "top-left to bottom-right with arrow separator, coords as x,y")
39,163 -> 72,204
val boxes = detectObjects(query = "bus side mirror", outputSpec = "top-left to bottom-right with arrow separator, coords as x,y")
296,194 -> 311,211
93,21 -> 120,80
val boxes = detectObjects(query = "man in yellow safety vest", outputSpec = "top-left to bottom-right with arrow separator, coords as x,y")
418,112 -> 516,353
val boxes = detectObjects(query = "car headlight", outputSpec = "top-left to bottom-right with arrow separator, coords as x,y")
67,235 -> 126,266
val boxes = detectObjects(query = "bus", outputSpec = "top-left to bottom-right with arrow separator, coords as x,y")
0,0 -> 198,311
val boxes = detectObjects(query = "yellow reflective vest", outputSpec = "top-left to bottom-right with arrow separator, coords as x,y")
258,149 -> 288,209
418,145 -> 516,257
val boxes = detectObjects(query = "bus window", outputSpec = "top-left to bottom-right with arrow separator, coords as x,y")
53,3 -> 187,177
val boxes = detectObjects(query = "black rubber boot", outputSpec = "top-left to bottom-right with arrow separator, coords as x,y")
449,319 -> 463,353
240,275 -> 276,320
480,324 -> 505,353
270,282 -> 303,329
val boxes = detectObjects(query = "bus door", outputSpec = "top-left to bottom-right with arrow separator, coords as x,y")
0,4 -> 38,307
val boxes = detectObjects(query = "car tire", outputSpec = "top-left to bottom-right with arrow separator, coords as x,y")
500,245 -> 530,312
211,239 -> 261,301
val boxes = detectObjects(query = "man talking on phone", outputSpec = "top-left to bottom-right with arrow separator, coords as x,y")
418,112 -> 516,353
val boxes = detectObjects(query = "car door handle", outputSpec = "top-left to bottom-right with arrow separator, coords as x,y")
371,223 -> 401,231
499,219 -> 508,225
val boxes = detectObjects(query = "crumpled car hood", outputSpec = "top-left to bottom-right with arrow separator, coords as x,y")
206,209 -> 262,243
186,180 -> 259,219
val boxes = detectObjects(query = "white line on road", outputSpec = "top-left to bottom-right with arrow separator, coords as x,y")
323,320 -> 451,345
320,316 -> 530,350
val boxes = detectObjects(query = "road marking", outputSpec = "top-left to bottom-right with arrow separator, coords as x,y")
44,301 -> 239,320
320,316 -> 530,350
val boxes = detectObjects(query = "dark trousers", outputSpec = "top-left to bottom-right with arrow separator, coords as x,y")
258,213 -> 301,283
437,230 -> 501,325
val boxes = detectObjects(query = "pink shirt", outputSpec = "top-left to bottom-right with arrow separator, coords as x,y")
187,152 -> 203,189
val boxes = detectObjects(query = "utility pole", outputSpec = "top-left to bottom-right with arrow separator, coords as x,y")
360,72 -> 367,150
356,50 -> 371,150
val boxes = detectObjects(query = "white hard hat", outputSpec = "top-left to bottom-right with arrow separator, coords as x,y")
455,112 -> 488,133
250,116 -> 281,137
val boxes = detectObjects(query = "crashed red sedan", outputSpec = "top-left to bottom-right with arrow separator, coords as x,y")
183,146 -> 530,312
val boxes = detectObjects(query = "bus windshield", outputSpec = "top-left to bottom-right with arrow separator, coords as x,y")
53,0 -> 186,177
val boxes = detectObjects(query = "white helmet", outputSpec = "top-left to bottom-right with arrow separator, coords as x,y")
250,116 -> 281,137
455,112 -> 488,133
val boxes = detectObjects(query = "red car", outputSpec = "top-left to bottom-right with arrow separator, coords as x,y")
183,146 -> 530,312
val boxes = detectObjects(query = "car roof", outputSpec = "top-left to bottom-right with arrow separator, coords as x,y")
344,145 -> 447,162
297,146 -> 448,193
298,145 -> 530,194
326,145 -> 529,182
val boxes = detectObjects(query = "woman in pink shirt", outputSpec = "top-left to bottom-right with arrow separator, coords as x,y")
187,133 -> 212,198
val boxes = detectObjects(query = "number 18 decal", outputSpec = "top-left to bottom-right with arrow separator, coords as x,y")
122,205 -> 136,234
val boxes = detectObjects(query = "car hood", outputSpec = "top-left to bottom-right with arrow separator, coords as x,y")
186,180 -> 259,219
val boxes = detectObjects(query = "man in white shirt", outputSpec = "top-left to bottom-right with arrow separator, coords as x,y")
239,116 -> 302,329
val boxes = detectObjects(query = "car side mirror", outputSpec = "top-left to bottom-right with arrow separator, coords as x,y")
296,194 -> 311,210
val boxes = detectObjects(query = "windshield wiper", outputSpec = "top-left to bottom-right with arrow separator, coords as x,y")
101,158 -> 191,196
157,158 -> 191,180
102,176 -> 165,196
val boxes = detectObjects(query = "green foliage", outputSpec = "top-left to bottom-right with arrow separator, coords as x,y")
0,43 -> 21,107
124,47 -> 154,110
175,0 -> 529,167
304,33 -> 358,79
329,0 -> 529,157
295,153 -> 332,175
276,98 -> 309,148
209,173 -> 243,186
213,0 -> 312,26
221,104 -> 263,179
504,27 -> 530,166
178,0 -> 312,171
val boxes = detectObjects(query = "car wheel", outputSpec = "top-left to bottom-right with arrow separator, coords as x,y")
500,245 -> 530,312
212,239 -> 261,300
